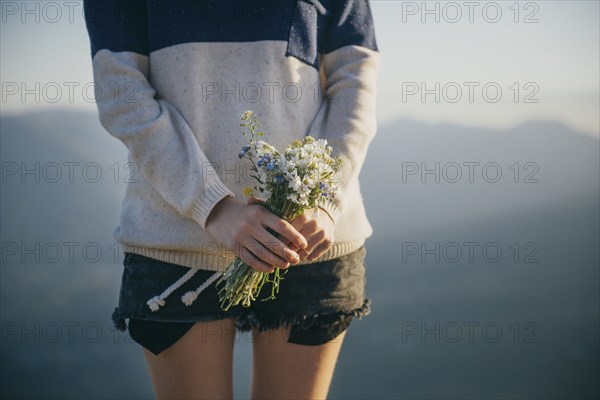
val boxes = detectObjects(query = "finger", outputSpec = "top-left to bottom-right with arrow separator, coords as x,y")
304,230 -> 326,255
273,215 -> 316,257
288,242 -> 300,252
238,246 -> 275,273
267,228 -> 300,253
297,248 -> 310,260
290,224 -> 320,260
263,215 -> 308,250
254,228 -> 300,264
290,212 -> 309,226
277,237 -> 300,253
287,212 -> 310,233
307,239 -> 332,262
239,242 -> 289,271
244,239 -> 291,270
251,243 -> 290,269
296,218 -> 319,236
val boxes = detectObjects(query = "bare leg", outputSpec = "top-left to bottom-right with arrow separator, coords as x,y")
142,318 -> 237,399
250,325 -> 347,400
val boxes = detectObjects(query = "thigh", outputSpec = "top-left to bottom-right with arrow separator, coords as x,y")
250,324 -> 347,400
142,318 -> 237,399
240,246 -> 371,399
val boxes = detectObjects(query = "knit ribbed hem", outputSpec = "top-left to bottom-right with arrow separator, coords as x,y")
190,180 -> 236,229
120,238 -> 366,272
121,244 -> 234,271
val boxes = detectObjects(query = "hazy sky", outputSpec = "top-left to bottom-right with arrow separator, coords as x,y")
1,0 -> 599,137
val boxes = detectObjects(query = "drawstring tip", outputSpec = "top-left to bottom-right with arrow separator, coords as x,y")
181,271 -> 223,307
181,291 -> 199,306
147,296 -> 165,312
145,269 -> 221,311
144,268 -> 200,313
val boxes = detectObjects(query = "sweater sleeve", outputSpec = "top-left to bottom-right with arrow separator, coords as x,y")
310,0 -> 380,225
83,0 -> 235,230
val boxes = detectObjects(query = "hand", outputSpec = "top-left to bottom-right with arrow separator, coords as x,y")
287,207 -> 335,262
205,197 -> 308,273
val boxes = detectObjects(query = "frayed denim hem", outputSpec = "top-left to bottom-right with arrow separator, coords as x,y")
112,308 -> 128,332
111,307 -> 242,332
234,298 -> 372,333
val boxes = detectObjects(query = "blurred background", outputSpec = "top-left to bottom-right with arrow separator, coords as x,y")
1,1 -> 598,399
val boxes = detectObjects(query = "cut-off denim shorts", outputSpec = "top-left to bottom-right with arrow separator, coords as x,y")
112,245 -> 371,356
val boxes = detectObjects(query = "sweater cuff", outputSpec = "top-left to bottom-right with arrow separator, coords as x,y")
190,180 -> 235,230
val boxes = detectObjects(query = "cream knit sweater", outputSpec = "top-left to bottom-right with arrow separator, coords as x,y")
84,0 -> 379,272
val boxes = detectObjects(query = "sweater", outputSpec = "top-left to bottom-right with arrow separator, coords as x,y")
83,0 -> 379,273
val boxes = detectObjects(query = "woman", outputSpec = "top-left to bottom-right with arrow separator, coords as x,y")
83,0 -> 379,398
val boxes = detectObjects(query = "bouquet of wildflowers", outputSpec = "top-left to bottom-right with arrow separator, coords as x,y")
215,111 -> 342,311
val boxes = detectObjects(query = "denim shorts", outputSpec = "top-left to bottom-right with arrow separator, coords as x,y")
112,245 -> 371,355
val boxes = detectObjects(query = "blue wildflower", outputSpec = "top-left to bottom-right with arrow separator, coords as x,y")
239,144 -> 251,159
257,154 -> 272,168
266,159 -> 278,171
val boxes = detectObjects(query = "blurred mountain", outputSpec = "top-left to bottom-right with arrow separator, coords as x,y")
1,111 -> 598,399
361,118 -> 599,239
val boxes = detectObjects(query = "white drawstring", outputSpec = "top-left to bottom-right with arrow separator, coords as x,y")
181,271 -> 222,306
146,268 -> 198,311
